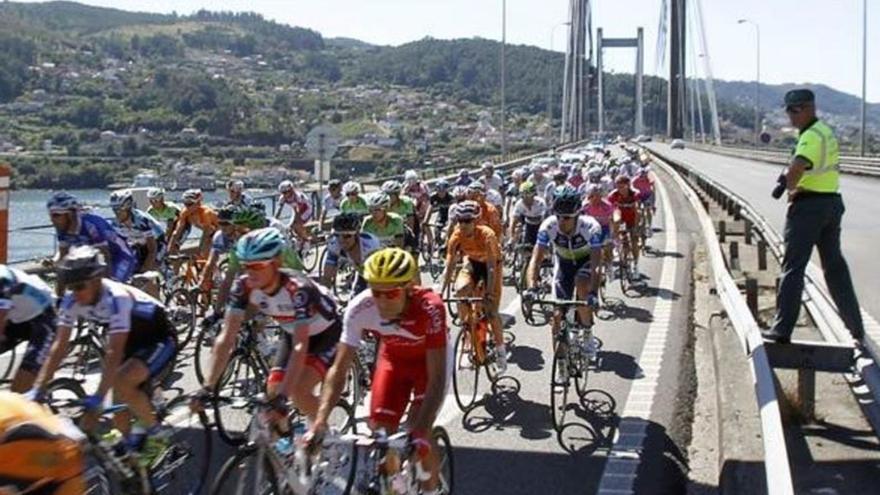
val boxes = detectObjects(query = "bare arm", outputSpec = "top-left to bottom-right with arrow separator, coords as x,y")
410,347 -> 447,433
204,311 -> 244,389
313,343 -> 356,431
527,245 -> 547,288
142,237 -> 158,271
34,325 -> 72,390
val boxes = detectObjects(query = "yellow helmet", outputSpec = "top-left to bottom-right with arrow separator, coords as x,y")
363,248 -> 418,284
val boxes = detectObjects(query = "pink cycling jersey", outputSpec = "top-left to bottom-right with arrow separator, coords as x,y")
582,199 -> 614,226
632,176 -> 654,197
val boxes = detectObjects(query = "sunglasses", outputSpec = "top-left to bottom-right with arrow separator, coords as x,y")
371,287 -> 405,300
69,281 -> 90,292
339,233 -> 357,239
458,219 -> 475,224
49,212 -> 68,217
243,260 -> 274,271
183,201 -> 196,207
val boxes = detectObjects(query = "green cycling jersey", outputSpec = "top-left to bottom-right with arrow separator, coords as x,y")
340,196 -> 369,216
362,212 -> 406,247
388,196 -> 415,218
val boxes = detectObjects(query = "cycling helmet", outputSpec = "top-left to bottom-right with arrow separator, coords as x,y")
638,166 -> 650,175
342,181 -> 360,195
587,167 -> 603,180
278,180 -> 294,194
381,180 -> 402,195
519,181 -> 537,196
434,179 -> 450,192
218,205 -> 237,223
46,192 -> 81,213
236,228 -> 286,262
56,246 -> 106,284
453,200 -> 481,221
328,179 -> 341,188
615,175 -> 631,184
553,170 -> 568,181
458,169 -> 470,178
467,181 -> 486,194
552,186 -> 582,215
511,168 -> 525,180
363,247 -> 418,284
608,166 -> 620,178
146,188 -> 165,200
451,186 -> 467,200
231,206 -> 267,229
181,189 -> 203,205
227,180 -> 244,192
109,190 -> 134,211
480,162 -> 494,172
369,193 -> 390,210
332,212 -> 362,234
404,170 -> 419,184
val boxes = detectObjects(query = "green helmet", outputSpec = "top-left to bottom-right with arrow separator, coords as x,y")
519,181 -> 536,195
231,206 -> 267,229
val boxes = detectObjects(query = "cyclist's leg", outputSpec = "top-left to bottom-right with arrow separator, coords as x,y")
453,260 -> 477,324
628,219 -> 640,266
574,261 -> 593,327
403,374 -> 441,492
289,345 -> 336,422
9,310 -> 56,393
119,329 -> 177,430
553,258 -> 576,341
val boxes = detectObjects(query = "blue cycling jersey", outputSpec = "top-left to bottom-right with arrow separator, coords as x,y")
0,265 -> 54,323
323,232 -> 381,268
109,209 -> 165,247
210,230 -> 236,255
57,212 -> 136,281
536,215 -> 604,262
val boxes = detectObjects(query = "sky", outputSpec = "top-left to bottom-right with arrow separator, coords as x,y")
21,0 -> 880,103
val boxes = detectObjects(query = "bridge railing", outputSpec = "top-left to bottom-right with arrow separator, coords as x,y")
682,142 -> 880,177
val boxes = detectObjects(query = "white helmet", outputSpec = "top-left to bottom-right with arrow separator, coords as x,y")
227,179 -> 244,192
404,170 -> 419,184
278,180 -> 294,194
342,181 -> 360,195
146,188 -> 164,200
181,189 -> 203,204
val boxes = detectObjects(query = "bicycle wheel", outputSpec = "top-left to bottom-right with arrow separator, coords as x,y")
573,337 -> 591,399
550,339 -> 571,432
452,327 -> 480,411
82,461 -> 113,495
0,345 -> 16,381
420,231 -> 433,264
433,427 -> 455,495
152,395 -> 212,495
210,446 -> 283,495
300,241 -> 320,273
214,352 -> 267,446
165,288 -> 197,349
44,377 -> 87,416
193,319 -> 220,385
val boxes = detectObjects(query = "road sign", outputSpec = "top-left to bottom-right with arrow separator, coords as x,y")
760,132 -> 771,144
305,125 -> 340,162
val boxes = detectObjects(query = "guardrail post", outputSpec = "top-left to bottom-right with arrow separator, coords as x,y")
729,241 -> 740,271
798,369 -> 816,422
746,278 -> 759,320
718,220 -> 726,243
758,241 -> 768,270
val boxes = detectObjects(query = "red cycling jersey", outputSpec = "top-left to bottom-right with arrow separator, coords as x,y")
341,287 -> 450,425
607,189 -> 642,226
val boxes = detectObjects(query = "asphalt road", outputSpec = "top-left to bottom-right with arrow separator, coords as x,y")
0,159 -> 703,495
646,142 -> 880,328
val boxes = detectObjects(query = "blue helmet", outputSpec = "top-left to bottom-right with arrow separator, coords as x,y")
552,185 -> 582,215
235,228 -> 285,262
46,192 -> 81,213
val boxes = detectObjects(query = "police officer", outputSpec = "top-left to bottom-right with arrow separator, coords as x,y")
762,89 -> 864,344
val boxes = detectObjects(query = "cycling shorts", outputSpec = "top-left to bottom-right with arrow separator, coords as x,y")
129,336 -> 177,380
454,258 -> 502,304
272,322 -> 341,377
639,191 -> 655,208
553,256 -> 592,300
1,308 -> 56,373
369,355 -> 427,427
109,257 -> 136,284
520,223 -> 540,247
599,225 -> 612,246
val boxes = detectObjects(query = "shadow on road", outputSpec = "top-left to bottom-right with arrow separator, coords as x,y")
509,345 -> 545,372
461,382 -> 555,442
596,298 -> 654,323
594,349 -> 640,379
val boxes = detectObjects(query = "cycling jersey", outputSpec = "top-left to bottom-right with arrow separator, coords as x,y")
429,192 -> 453,225
445,225 -> 500,264
536,215 -> 603,262
485,189 -> 503,209
323,232 -> 381,269
0,266 -> 54,323
607,189 -> 642,226
109,209 -> 164,247
480,173 -> 504,192
544,182 -> 565,205
56,212 -> 136,283
210,230 -> 236,255
278,190 -> 313,223
513,197 -> 547,226
582,200 -> 614,227
454,176 -> 473,187
362,212 -> 406,248
322,193 -> 342,218
388,197 -> 415,219
340,196 -> 369,217
147,202 -> 182,225
403,182 -> 430,215
228,270 -> 340,354
178,204 -> 219,232
476,199 -> 503,237
633,175 -> 655,206
226,194 -> 253,208
568,173 -> 585,190
342,287 -> 450,425
58,279 -> 173,356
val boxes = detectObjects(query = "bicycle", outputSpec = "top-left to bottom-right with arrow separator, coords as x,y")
445,294 -> 501,412
293,229 -> 322,273
615,225 -> 636,293
425,221 -> 448,282
209,394 -> 357,495
42,378 -> 212,495
525,298 -> 599,432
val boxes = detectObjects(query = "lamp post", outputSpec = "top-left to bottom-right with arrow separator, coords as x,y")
737,18 -> 760,148
501,0 -> 507,161
548,22 -> 570,142
861,0 -> 868,156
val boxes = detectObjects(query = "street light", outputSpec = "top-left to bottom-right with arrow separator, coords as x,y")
501,0 -> 507,161
737,18 -> 761,148
547,22 -> 571,141
860,0 -> 868,156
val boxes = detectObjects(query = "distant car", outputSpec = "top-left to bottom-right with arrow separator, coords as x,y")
670,139 -> 685,149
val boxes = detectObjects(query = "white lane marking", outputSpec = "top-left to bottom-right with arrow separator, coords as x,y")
597,172 -> 680,495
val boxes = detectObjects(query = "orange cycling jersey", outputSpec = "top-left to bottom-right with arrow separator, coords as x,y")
445,224 -> 501,265
477,200 -> 503,238
179,204 -> 219,231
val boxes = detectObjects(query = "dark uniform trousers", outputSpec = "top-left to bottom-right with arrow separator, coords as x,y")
771,193 -> 864,339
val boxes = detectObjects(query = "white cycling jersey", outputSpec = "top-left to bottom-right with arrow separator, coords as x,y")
513,197 -> 547,225
0,266 -> 54,323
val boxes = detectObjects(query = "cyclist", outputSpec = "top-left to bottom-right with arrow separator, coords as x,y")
0,266 -> 55,392
168,189 -> 218,257
582,184 -> 615,283
479,162 -> 504,192
47,192 -> 136,291
426,179 -> 453,247
508,181 -> 547,248
454,169 -> 473,187
383,180 -> 418,240
225,179 -> 252,207
275,180 -> 313,243
503,168 -> 527,221
466,182 -> 503,238
309,248 -> 448,495
362,193 -> 407,249
528,163 -> 550,193
108,190 -> 165,274
441,201 -> 506,373
340,181 -> 369,218
632,167 -> 656,238
199,204 -> 238,296
321,212 -> 381,296
0,391 -> 86,494
146,188 -> 185,248
403,170 -> 432,250
526,186 -> 603,342
319,179 -> 343,227
33,247 -> 177,463
608,175 -> 643,277
544,170 -> 568,206
193,228 -> 341,424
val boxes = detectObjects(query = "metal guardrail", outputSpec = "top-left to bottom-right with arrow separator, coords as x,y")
683,142 -> 880,177
646,148 -> 795,494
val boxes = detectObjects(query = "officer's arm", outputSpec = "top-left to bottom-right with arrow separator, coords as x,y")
786,156 -> 811,191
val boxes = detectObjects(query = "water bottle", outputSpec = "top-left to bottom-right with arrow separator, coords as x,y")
274,436 -> 294,458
